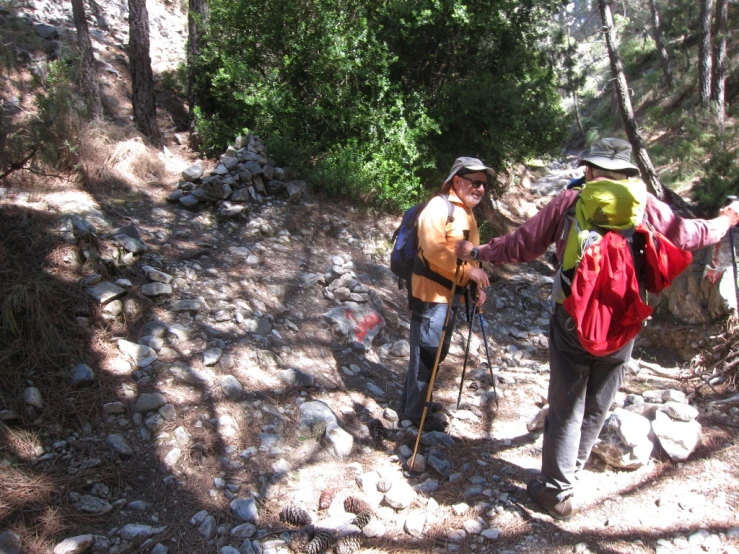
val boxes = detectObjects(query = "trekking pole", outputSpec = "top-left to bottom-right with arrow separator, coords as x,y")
478,310 -> 499,407
456,304 -> 478,410
727,196 -> 739,311
409,231 -> 467,471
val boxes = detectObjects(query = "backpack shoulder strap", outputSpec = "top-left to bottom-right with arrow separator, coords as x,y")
439,193 -> 455,224
412,193 -> 463,292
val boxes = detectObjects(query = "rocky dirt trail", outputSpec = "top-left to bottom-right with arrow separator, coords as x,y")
2,139 -> 739,554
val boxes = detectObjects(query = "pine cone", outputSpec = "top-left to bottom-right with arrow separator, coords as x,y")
351,510 -> 372,529
280,504 -> 313,527
333,533 -> 362,554
305,529 -> 334,554
368,418 -> 386,441
343,495 -> 373,515
288,528 -> 311,553
318,487 -> 335,510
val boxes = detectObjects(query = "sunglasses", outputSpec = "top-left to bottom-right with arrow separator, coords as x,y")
458,175 -> 487,189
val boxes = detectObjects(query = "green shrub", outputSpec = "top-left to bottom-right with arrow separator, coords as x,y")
192,106 -> 249,157
192,0 -> 566,211
160,64 -> 187,96
692,146 -> 739,214
33,60 -> 84,168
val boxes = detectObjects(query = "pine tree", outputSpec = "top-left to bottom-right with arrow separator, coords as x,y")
647,0 -> 673,89
710,0 -> 728,125
128,0 -> 161,145
597,0 -> 663,198
71,0 -> 103,119
187,0 -> 208,123
698,0 -> 713,105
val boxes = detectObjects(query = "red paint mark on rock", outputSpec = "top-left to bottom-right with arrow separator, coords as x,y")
346,309 -> 383,343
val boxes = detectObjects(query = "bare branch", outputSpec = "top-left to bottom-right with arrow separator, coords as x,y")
0,144 -> 40,181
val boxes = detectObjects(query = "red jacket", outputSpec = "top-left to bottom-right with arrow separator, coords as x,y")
478,189 -> 730,264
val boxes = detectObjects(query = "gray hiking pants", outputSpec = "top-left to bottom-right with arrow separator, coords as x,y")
542,304 -> 633,501
400,299 -> 460,421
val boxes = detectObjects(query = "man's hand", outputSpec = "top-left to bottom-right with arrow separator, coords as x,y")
467,266 -> 490,291
455,240 -> 474,261
719,200 -> 739,228
475,289 -> 487,308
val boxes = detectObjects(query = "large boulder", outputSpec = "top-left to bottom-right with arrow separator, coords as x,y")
182,163 -> 204,182
323,422 -> 354,459
297,401 -> 338,438
651,409 -> 702,461
323,302 -> 385,352
591,408 -> 653,469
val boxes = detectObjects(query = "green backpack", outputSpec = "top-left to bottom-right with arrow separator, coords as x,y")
553,178 -> 649,304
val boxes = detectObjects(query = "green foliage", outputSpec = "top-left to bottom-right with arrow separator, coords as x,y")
692,145 -> 739,214
0,57 -> 87,176
192,0 -> 567,210
193,106 -> 250,156
160,63 -> 188,96
33,60 -> 84,168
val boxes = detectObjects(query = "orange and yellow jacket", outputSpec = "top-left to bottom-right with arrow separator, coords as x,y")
412,190 -> 481,304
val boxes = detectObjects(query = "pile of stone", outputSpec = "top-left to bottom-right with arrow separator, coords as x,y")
322,255 -> 370,304
527,388 -> 703,470
169,134 -> 308,215
592,388 -> 702,469
47,523 -> 168,554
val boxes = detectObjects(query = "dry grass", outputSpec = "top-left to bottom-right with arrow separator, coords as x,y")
0,206 -> 97,421
77,122 -> 166,200
688,316 -> 739,391
0,458 -> 58,531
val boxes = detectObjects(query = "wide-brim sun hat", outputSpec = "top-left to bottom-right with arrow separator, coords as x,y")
441,156 -> 495,193
579,137 -> 640,175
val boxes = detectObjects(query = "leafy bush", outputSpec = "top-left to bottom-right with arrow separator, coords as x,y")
192,106 -> 249,156
160,64 -> 187,96
0,58 -> 85,176
193,0 -> 567,211
692,146 -> 739,214
33,60 -> 84,168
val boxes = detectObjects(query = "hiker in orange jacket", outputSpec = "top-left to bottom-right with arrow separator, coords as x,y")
455,138 -> 739,519
399,157 -> 491,433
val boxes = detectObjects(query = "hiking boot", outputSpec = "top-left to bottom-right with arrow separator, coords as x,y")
409,416 -> 447,433
527,479 -> 574,520
430,401 -> 443,413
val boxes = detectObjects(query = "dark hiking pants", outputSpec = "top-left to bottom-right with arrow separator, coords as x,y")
400,298 -> 460,421
542,304 -> 633,501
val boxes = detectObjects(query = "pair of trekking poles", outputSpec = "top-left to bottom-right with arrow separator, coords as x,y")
409,237 -> 498,469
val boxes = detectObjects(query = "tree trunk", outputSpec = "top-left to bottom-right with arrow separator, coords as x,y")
698,0 -> 713,105
564,21 -> 585,140
597,0 -> 664,198
187,0 -> 209,123
598,0 -> 694,214
573,91 -> 585,139
711,0 -> 728,125
71,0 -> 103,119
647,0 -> 673,89
128,0 -> 161,145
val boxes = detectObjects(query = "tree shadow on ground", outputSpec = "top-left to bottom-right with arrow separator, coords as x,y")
2,191 -> 738,554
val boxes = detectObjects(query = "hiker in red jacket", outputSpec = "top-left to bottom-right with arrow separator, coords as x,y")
455,138 -> 739,520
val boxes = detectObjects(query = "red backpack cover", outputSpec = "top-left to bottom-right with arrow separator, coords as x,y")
563,225 -> 692,356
